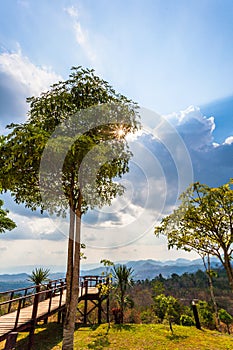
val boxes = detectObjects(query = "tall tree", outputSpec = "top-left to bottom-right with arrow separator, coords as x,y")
0,197 -> 16,233
154,181 -> 233,293
0,67 -> 140,349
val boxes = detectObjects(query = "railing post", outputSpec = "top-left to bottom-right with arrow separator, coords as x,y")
106,277 -> 110,323
46,281 -> 52,299
31,286 -> 40,320
80,280 -> 84,297
44,281 -> 52,325
83,280 -> 88,324
57,282 -> 64,324
14,299 -> 22,329
59,282 -> 64,307
28,285 -> 40,350
98,298 -> 102,324
7,291 -> 14,314
22,288 -> 28,307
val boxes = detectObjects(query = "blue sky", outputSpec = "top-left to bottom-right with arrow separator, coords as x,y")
0,0 -> 233,272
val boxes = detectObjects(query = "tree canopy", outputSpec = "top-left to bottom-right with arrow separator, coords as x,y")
0,66 -> 140,349
154,180 -> 233,292
0,198 -> 16,233
0,67 -> 140,215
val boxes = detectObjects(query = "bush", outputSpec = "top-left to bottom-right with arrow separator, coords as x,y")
180,314 -> 194,326
197,301 -> 215,329
140,309 -> 158,324
153,294 -> 182,324
219,308 -> 233,334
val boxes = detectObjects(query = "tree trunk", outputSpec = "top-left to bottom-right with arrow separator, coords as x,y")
203,254 -> 220,328
223,251 -> 233,293
65,209 -> 75,312
120,292 -> 124,324
62,200 -> 82,350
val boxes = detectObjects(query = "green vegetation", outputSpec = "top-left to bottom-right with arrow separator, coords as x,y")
219,309 -> 233,334
1,323 -> 233,350
112,264 -> 134,324
0,198 -> 16,233
28,267 -> 50,285
154,180 -> 233,292
153,294 -> 181,333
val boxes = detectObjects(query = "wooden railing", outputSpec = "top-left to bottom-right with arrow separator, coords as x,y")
0,276 -> 109,320
0,279 -> 66,332
0,278 -> 66,315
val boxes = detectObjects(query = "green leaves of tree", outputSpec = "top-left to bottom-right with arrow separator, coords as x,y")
154,180 -> 233,291
0,199 -> 16,233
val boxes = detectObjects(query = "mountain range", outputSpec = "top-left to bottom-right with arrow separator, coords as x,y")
0,258 -> 221,292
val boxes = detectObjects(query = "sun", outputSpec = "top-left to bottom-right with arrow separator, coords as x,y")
115,126 -> 125,138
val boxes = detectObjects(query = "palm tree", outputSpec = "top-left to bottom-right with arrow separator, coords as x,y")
112,264 -> 134,323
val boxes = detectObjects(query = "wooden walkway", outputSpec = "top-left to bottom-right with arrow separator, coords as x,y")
0,276 -> 108,349
0,290 -> 67,338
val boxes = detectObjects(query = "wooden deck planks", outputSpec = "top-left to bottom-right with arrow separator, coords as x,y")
0,291 -> 67,338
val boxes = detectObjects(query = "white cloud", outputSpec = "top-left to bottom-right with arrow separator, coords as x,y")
64,6 -> 97,66
1,212 -> 67,241
65,6 -> 79,18
0,48 -> 62,97
224,136 -> 233,145
165,105 -> 215,150
0,47 -> 62,133
0,239 -> 67,270
213,142 -> 220,148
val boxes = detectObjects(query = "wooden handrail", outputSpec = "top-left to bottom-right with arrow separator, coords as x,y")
0,282 -> 67,308
0,278 -> 66,296
0,274 -> 110,346
0,276 -> 107,315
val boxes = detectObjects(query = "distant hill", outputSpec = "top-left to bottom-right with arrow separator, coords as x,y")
0,272 -> 65,292
0,258 -> 221,292
81,257 -> 220,281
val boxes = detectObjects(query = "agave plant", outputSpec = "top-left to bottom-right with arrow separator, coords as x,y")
28,267 -> 50,285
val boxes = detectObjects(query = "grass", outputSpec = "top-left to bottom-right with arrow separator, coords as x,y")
1,323 -> 233,349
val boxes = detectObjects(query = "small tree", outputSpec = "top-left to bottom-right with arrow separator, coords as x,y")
180,314 -> 194,326
112,264 -> 134,323
153,294 -> 181,333
155,181 -> 233,293
100,259 -> 114,277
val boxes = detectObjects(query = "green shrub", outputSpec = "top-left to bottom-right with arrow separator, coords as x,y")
140,309 -> 158,324
219,308 -> 233,334
180,314 -> 194,326
197,301 -> 215,329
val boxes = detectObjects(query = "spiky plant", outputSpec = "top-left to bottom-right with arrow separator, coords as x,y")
28,267 -> 50,285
